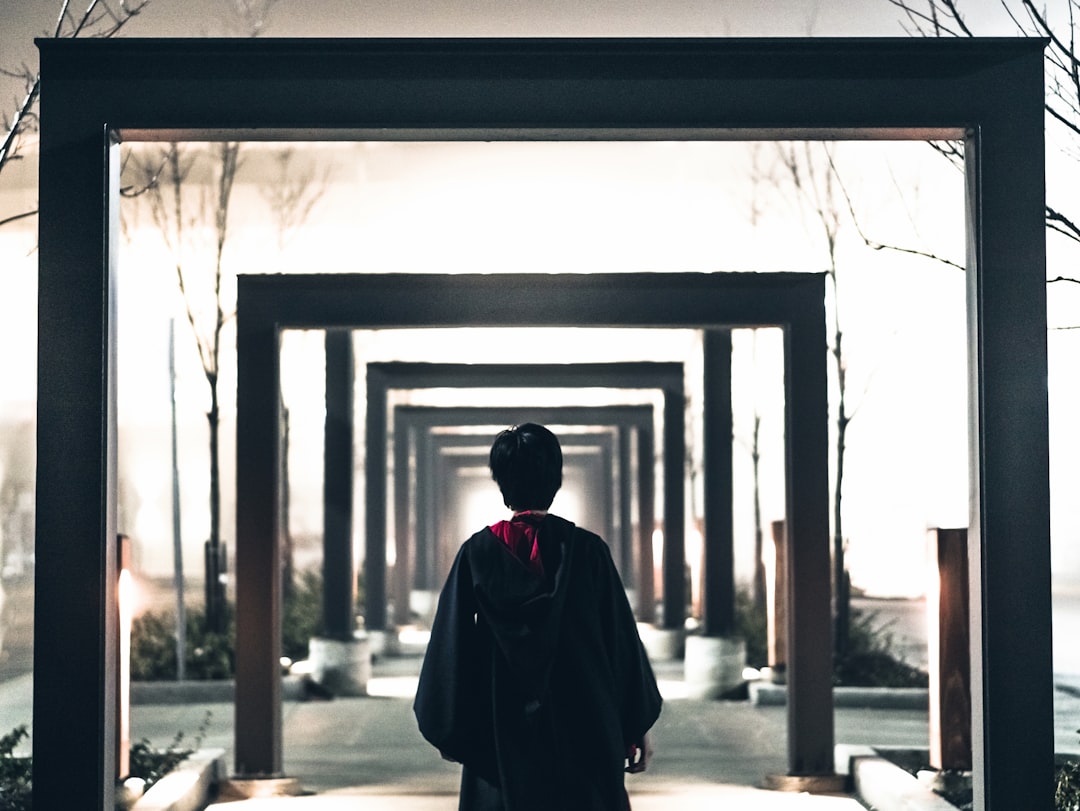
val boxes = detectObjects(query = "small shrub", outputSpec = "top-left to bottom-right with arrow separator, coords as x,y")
0,714 -> 210,809
130,610 -> 179,681
1058,731 -> 1080,811
734,587 -> 768,669
128,711 -> 211,791
834,607 -> 928,688
131,606 -> 235,681
282,568 -> 324,662
185,607 -> 235,680
0,725 -> 31,811
132,568 -> 365,680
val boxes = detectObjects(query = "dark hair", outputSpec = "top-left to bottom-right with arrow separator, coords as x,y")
489,423 -> 563,511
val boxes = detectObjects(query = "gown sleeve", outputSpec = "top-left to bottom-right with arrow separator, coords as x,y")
596,535 -> 662,747
412,542 -> 496,773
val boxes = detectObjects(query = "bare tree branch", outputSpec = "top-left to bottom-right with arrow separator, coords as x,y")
2,0 -> 149,195
0,209 -> 37,229
0,73 -> 40,178
826,149 -> 965,271
259,148 -> 329,259
1048,206 -> 1080,245
890,0 -> 1080,286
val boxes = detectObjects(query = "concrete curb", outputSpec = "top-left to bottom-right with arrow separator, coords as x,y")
849,754 -> 958,811
132,676 -> 308,705
130,748 -> 227,811
750,681 -> 928,709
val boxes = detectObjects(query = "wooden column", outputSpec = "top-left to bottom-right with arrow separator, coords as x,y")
392,423 -> 413,627
235,300 -> 283,776
768,519 -> 788,676
618,426 -> 635,588
34,79 -> 120,810
661,388 -> 686,630
782,294 -> 834,778
702,329 -> 735,636
965,55 -> 1054,809
363,367 -> 389,631
637,425 -> 656,621
323,331 -> 355,640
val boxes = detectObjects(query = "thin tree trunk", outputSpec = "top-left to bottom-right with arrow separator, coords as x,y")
751,413 -> 767,614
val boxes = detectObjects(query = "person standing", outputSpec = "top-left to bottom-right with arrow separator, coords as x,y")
414,423 -> 662,811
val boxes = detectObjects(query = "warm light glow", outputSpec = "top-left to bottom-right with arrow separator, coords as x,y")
652,527 -> 664,605
651,528 -> 664,568
118,567 -> 133,777
686,525 -> 703,618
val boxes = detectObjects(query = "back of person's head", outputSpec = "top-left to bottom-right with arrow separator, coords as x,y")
489,423 -> 563,511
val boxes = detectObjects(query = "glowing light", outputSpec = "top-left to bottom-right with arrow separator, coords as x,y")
117,565 -> 133,778
686,525 -> 703,618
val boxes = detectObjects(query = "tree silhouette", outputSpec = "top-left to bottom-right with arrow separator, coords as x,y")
1,0 -> 149,228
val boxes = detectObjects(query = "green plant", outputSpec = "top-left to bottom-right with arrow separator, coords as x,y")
0,725 -> 31,811
734,587 -> 768,669
130,609 -> 180,680
0,714 -> 210,810
1058,731 -> 1080,811
282,568 -> 324,662
833,607 -> 928,688
132,574 -> 337,679
131,606 -> 235,681
128,711 -> 211,792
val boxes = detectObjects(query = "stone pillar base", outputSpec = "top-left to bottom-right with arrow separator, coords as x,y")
684,634 -> 747,699
637,624 -> 685,661
217,776 -> 304,800
763,773 -> 848,793
308,635 -> 371,696
364,629 -> 400,658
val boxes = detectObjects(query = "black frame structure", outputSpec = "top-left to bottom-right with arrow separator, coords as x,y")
235,271 -> 830,781
394,406 -> 645,609
424,430 -> 616,588
34,37 -> 1049,810
366,361 -> 683,629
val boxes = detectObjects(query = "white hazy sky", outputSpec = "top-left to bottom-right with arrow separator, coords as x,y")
3,0 -> 1080,600
1,0 -> 1035,56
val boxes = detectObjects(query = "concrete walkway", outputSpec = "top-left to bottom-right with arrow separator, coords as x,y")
192,658 -> 896,810
4,653 -> 1079,809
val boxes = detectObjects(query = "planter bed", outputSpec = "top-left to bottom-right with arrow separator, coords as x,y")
125,748 -> 226,811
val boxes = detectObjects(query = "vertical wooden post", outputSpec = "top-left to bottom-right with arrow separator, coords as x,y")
323,330 -> 355,640
702,329 -> 735,637
661,388 -> 686,630
767,519 -> 788,679
928,528 -> 972,772
637,426 -> 656,621
116,534 -> 131,781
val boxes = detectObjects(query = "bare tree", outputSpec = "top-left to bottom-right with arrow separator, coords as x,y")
118,0 -> 290,633
127,141 -> 240,632
125,139 -> 326,631
259,147 -> 328,599
888,0 -> 1080,277
775,142 -> 863,659
1,0 -> 149,228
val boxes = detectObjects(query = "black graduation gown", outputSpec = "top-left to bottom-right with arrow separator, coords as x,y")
413,514 -> 662,811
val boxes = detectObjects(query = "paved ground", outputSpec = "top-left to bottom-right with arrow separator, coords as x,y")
2,593 -> 1080,808
197,658 -> 877,810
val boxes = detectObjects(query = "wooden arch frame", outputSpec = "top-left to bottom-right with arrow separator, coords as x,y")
34,37 -> 1049,809
420,426 -> 619,590
364,361 -> 683,629
234,270 -> 829,782
392,404 -> 652,609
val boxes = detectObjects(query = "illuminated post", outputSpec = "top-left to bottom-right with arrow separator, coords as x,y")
928,527 -> 972,772
116,534 -> 132,781
767,519 -> 787,680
